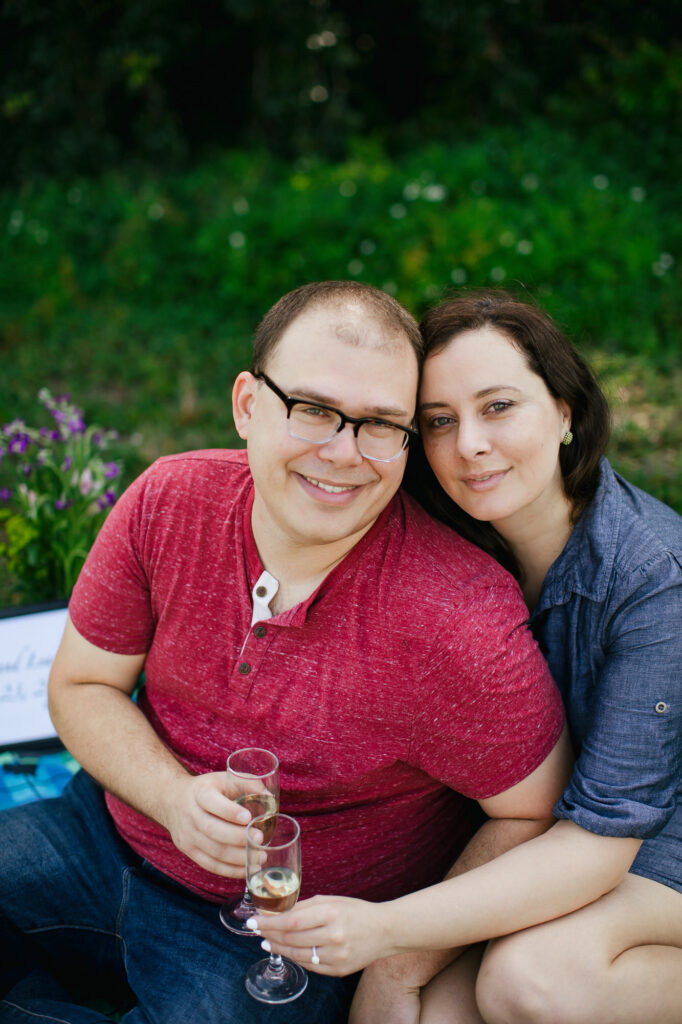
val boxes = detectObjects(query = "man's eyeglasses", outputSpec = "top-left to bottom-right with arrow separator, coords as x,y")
255,374 -> 418,463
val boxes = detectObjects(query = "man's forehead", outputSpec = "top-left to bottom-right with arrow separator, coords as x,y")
285,300 -> 411,355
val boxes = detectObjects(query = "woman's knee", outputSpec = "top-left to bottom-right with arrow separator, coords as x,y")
476,933 -> 590,1024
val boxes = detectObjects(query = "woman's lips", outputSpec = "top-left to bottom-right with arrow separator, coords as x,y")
461,469 -> 509,492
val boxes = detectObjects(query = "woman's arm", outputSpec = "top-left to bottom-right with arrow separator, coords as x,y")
255,819 -> 641,976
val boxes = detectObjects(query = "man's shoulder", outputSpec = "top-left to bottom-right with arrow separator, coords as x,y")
152,447 -> 249,474
388,490 -> 518,598
139,448 -> 251,495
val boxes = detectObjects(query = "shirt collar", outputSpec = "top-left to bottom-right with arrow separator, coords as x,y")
534,458 -> 620,613
242,477 -> 398,626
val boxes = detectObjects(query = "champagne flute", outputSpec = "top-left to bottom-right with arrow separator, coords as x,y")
244,812 -> 308,1004
219,747 -> 279,936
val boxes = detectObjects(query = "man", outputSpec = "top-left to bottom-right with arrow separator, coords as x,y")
0,281 -> 569,1023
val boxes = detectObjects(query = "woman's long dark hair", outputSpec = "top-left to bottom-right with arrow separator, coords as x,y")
404,290 -> 611,578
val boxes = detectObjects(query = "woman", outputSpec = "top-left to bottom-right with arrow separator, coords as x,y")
254,291 -> 682,1023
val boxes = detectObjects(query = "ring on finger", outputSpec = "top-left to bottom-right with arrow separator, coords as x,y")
311,945 -> 320,965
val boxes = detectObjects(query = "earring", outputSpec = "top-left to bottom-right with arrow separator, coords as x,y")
561,430 -> 573,446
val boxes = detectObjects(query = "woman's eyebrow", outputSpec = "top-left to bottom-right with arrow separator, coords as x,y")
419,385 -> 522,412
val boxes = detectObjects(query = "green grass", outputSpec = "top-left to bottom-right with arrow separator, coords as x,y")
1,124 -> 679,598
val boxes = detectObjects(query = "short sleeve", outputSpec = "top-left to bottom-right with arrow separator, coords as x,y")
554,555 -> 682,838
69,467 -> 156,654
410,580 -> 565,800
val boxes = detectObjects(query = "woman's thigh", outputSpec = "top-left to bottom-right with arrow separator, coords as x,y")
477,874 -> 682,1024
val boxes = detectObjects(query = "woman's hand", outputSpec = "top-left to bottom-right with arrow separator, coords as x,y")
250,894 -> 398,976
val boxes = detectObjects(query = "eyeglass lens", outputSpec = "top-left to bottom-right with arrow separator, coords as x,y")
288,403 -> 407,461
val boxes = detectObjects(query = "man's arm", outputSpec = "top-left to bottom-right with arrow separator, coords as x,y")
349,816 -> 553,1024
48,615 -> 257,876
348,730 -> 573,1024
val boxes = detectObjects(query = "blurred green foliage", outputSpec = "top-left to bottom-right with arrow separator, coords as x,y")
2,2 -> 681,178
0,2 -> 680,604
0,124 -> 679,520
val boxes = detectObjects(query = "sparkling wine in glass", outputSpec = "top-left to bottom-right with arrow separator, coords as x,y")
219,747 -> 279,936
244,813 -> 308,1004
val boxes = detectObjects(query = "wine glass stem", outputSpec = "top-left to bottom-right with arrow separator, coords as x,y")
268,954 -> 285,974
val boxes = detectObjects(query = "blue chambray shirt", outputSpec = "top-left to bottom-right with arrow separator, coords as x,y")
530,458 -> 682,891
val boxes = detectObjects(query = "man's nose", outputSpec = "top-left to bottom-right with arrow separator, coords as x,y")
318,423 -> 364,464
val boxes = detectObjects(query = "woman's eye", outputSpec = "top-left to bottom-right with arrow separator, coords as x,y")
487,401 -> 512,414
425,415 -> 455,429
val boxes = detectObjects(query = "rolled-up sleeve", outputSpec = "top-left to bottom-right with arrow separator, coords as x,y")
554,554 -> 682,838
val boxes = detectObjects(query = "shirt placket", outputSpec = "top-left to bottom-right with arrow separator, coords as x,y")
230,570 -> 279,698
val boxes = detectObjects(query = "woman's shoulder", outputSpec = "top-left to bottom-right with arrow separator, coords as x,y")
600,460 -> 682,572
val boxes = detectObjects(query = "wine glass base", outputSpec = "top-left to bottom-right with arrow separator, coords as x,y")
219,894 -> 259,936
245,957 -> 308,1004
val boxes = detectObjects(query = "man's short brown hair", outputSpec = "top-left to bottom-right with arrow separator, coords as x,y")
250,281 -> 423,374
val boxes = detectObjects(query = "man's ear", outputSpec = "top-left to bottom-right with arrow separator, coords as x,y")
232,371 -> 259,440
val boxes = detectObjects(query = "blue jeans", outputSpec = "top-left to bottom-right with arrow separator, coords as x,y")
0,771 -> 354,1023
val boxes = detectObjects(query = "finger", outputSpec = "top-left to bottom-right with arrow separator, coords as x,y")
250,898 -> 329,935
256,921 -> 330,955
262,937 -> 333,974
197,812 -> 260,848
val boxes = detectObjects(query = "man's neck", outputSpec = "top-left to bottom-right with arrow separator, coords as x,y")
250,502 -> 375,615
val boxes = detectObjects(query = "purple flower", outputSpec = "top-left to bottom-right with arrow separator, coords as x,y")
97,489 -> 116,509
8,434 -> 29,455
21,463 -> 32,477
55,496 -> 72,510
91,431 -> 102,446
104,462 -> 119,479
68,415 -> 86,434
0,488 -> 12,501
61,455 -> 73,471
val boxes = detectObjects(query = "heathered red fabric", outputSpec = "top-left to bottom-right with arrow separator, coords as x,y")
69,450 -> 564,904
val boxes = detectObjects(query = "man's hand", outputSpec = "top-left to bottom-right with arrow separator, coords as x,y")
162,771 -> 262,877
350,952 -> 457,1024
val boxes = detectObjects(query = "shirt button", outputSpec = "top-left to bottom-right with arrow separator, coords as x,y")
238,662 -> 251,675
255,585 -> 267,598
253,625 -> 267,638
655,701 -> 668,714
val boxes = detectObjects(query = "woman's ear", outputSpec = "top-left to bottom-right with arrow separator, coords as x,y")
232,371 -> 259,440
558,398 -> 572,436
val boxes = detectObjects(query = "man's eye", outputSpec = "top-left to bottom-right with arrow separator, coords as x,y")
362,420 -> 399,439
298,405 -> 334,420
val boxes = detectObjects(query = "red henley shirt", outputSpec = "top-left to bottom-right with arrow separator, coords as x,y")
69,450 -> 564,903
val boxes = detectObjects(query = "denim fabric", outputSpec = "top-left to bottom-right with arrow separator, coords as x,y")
531,459 -> 682,892
0,771 -> 353,1024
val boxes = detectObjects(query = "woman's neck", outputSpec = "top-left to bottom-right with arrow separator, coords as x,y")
495,497 -> 574,612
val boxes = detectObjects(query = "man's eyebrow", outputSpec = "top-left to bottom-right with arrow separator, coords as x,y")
418,385 -> 521,411
289,387 -> 411,420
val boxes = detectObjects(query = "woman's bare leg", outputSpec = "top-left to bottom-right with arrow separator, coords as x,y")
476,874 -> 682,1024
420,945 -> 486,1024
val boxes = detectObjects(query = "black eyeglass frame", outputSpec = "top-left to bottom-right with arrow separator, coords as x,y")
255,373 -> 419,462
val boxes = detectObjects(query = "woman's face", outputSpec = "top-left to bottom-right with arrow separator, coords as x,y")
419,326 -> 572,536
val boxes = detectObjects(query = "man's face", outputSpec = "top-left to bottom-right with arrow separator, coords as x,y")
233,302 -> 419,557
